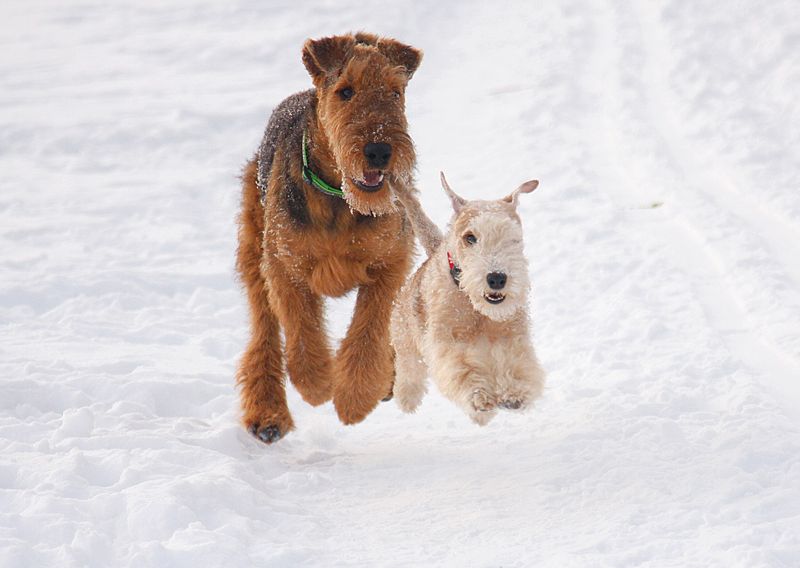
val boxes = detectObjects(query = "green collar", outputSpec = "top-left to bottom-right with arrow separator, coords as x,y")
302,130 -> 344,198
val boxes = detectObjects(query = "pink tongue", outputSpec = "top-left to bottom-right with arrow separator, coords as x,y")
362,171 -> 382,186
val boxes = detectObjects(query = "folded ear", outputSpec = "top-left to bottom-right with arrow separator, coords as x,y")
440,172 -> 466,213
502,180 -> 539,207
302,35 -> 356,84
376,38 -> 423,79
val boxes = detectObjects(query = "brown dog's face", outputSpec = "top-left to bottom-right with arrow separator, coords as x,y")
303,33 -> 422,215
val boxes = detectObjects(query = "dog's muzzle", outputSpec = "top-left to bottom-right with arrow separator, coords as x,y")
484,292 -> 506,304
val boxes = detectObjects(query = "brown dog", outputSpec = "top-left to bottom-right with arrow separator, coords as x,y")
236,33 -> 423,443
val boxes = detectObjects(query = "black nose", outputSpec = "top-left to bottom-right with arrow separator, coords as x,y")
487,272 -> 507,290
364,142 -> 392,168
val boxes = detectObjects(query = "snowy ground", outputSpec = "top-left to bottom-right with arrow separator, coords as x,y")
2,1 -> 799,566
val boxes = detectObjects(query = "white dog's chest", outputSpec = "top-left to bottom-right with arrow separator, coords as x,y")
422,331 -> 527,382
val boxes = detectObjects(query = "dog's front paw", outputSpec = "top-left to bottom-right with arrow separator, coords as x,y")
333,339 -> 394,425
467,389 -> 498,426
292,377 -> 333,407
470,389 -> 497,413
242,398 -> 294,444
333,388 -> 381,425
248,423 -> 283,444
243,408 -> 294,445
497,395 -> 528,411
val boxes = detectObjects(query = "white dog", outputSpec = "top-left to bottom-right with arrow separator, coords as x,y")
391,173 -> 545,425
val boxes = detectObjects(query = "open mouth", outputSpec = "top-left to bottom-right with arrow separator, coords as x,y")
484,292 -> 506,304
353,171 -> 385,192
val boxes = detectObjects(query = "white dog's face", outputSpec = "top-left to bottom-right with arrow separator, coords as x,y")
449,203 -> 530,321
439,173 -> 538,321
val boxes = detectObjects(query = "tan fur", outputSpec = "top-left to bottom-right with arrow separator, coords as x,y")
236,33 -> 424,443
391,174 -> 545,425
395,189 -> 443,256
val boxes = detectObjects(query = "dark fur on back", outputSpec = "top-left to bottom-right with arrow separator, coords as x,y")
256,90 -> 313,203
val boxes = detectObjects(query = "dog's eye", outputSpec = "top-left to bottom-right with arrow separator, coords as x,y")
338,87 -> 355,101
464,233 -> 477,245
392,90 -> 402,99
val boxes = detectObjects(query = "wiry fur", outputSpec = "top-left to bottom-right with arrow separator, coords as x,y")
391,174 -> 545,425
236,33 -> 424,444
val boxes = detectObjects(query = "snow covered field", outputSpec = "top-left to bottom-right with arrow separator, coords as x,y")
2,0 -> 799,565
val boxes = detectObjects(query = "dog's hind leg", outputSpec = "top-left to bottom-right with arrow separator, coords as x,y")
391,336 -> 428,414
236,160 -> 294,443
238,282 -> 294,443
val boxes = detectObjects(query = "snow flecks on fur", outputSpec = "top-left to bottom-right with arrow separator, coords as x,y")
256,90 -> 314,200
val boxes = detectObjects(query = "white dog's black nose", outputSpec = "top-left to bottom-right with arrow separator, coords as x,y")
487,271 -> 507,290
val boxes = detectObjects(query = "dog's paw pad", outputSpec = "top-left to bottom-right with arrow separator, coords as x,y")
249,423 -> 283,444
498,396 -> 527,411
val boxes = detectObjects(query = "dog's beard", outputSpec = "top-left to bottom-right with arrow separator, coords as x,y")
342,179 -> 397,216
332,134 -> 414,217
475,293 -> 527,321
457,251 -> 531,322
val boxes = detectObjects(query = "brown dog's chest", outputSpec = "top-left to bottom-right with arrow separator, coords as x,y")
270,204 -> 409,298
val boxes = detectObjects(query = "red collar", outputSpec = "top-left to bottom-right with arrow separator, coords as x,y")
447,251 -> 461,285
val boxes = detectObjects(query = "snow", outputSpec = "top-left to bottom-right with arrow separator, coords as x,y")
1,0 -> 799,566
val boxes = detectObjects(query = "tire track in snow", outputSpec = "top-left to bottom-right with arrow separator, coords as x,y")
589,0 -> 800,416
630,2 -> 800,290
653,214 -> 800,417
630,2 -> 800,415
